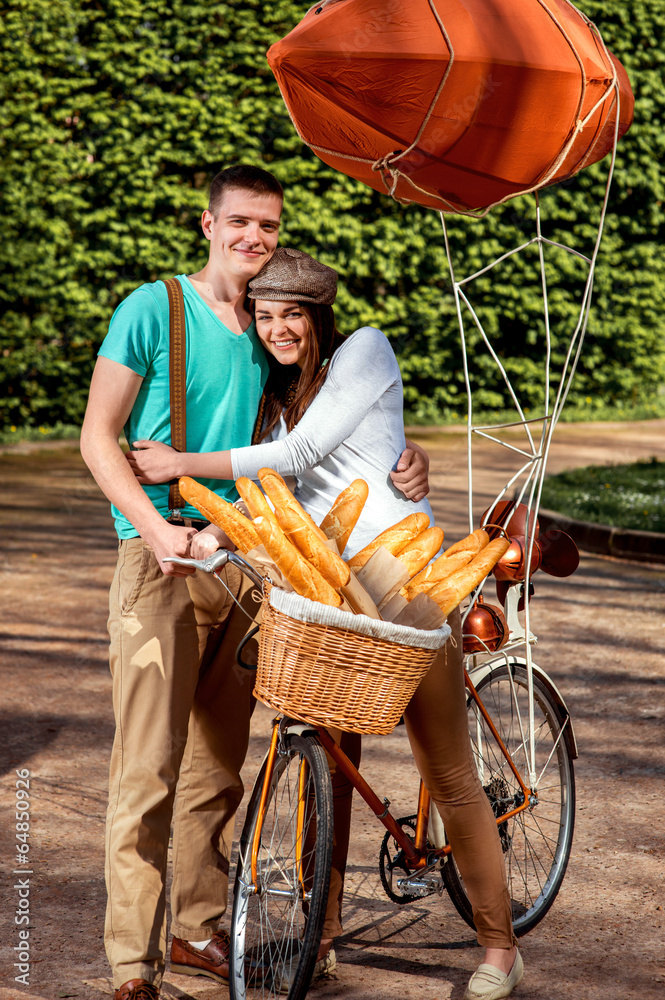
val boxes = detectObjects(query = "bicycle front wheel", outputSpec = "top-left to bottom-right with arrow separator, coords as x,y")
230,731 -> 334,1000
443,661 -> 576,936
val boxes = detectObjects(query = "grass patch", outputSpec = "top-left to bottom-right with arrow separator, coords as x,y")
540,458 -> 665,533
0,422 -> 81,446
403,398 -> 665,427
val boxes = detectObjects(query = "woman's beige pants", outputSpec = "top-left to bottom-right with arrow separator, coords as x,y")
323,607 -> 514,949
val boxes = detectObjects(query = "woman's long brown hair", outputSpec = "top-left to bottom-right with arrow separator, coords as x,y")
257,303 -> 347,442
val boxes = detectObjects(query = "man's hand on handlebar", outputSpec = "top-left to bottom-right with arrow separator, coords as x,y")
146,523 -> 197,576
190,525 -> 235,561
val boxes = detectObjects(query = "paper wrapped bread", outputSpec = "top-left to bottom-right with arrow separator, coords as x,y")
320,479 -> 369,554
182,468 -> 476,629
259,468 -> 328,541
236,476 -> 278,523
178,477 -> 259,553
442,527 -> 489,558
394,526 -> 444,579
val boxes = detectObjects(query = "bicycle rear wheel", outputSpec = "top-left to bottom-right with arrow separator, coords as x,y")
230,731 -> 334,1000
443,661 -> 575,936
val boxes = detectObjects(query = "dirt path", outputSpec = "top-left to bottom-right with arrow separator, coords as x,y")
1,422 -> 664,1000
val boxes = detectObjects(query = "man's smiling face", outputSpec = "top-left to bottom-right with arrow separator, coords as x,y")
203,187 -> 282,280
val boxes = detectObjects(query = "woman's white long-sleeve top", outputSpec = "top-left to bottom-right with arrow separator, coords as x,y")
231,326 -> 433,557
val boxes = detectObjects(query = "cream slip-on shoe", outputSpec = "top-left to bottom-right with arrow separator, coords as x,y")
463,950 -> 524,1000
275,946 -> 338,994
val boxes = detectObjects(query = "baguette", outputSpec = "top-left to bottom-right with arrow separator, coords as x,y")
394,526 -> 444,579
402,550 -> 474,600
427,537 -> 511,616
274,503 -> 350,590
178,477 -> 260,553
252,515 -> 342,607
346,512 -> 431,572
320,479 -> 369,554
402,528 -> 490,600
258,468 -> 328,541
442,528 -> 489,559
236,477 -> 278,523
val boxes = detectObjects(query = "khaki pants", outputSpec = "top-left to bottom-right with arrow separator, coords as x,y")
104,538 -> 259,988
324,607 -> 514,948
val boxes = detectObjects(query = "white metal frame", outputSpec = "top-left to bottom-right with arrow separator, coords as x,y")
442,87 -> 622,784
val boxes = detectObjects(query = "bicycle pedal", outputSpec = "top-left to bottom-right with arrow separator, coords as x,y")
396,875 -> 443,898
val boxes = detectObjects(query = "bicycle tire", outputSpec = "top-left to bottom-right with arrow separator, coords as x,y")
442,661 -> 575,937
230,731 -> 334,1000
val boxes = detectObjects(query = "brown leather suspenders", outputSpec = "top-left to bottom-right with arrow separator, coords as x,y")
163,277 -> 266,508
163,277 -> 186,512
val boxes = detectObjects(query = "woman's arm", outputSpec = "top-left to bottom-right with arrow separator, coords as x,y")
128,434 -> 430,502
127,329 -> 393,484
127,330 -> 431,500
126,439 -> 234,483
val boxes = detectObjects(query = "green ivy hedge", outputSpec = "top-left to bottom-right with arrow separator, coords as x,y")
1,0 -> 663,430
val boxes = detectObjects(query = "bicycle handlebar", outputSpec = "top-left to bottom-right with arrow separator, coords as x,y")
162,549 -> 264,588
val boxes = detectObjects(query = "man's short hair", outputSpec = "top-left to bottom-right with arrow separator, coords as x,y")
208,165 -> 284,217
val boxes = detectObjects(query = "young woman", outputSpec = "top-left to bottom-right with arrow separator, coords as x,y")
127,249 -> 522,1000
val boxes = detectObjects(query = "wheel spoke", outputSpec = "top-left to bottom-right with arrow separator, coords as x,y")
230,734 -> 333,999
443,663 -> 575,936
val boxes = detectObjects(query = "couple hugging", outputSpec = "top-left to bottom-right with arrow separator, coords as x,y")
81,164 -> 522,1000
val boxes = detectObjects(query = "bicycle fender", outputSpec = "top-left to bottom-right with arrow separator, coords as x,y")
466,655 -> 578,760
283,721 -> 321,739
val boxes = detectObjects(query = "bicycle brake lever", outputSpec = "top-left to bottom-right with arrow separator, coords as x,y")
162,549 -> 231,573
163,549 -> 264,587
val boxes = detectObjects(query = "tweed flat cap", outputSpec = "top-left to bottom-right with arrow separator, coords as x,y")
248,247 -> 337,305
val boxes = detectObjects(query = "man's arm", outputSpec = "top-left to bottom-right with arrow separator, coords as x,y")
80,356 -> 196,576
390,438 -> 430,502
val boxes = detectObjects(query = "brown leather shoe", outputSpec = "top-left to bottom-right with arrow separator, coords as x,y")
170,931 -> 230,983
114,981 -> 158,1000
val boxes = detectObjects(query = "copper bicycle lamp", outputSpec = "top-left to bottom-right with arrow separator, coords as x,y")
493,533 -> 543,582
462,594 -> 509,653
481,499 -> 540,541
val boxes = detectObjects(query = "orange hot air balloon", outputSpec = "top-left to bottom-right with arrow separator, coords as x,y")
267,0 -> 634,215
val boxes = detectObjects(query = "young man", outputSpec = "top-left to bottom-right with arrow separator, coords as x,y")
81,164 -> 429,1000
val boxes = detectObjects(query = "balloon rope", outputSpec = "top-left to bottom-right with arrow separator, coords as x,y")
442,216 -> 475,534
374,0 -> 456,194
439,88 -> 619,777
385,0 -> 619,215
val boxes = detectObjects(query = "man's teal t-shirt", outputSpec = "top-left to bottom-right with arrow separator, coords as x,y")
98,274 -> 270,538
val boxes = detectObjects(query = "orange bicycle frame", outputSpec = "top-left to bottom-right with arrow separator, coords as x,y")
250,668 -> 533,884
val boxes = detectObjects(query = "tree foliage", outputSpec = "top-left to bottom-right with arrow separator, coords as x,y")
1,0 -> 663,429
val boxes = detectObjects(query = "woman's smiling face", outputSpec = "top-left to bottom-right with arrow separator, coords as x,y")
254,300 -> 311,369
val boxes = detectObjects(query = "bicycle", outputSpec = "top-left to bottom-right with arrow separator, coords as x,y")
166,549 -> 577,1000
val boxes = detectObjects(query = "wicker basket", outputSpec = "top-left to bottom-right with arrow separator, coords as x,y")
255,586 -> 450,735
